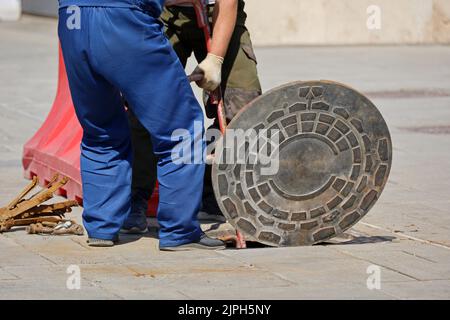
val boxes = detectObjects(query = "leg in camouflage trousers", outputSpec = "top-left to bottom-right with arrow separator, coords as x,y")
125,1 -> 261,229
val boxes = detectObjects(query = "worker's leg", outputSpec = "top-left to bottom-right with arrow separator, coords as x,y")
123,7 -> 195,232
127,7 -> 194,207
193,1 -> 261,120
123,109 -> 157,233
163,5 -> 263,219
201,14 -> 263,218
88,7 -> 205,247
128,111 -> 157,201
221,27 -> 262,119
58,8 -> 132,241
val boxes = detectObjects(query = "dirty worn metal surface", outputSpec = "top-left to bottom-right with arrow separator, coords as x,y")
212,80 -> 392,246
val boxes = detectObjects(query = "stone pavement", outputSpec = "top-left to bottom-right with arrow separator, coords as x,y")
0,15 -> 449,300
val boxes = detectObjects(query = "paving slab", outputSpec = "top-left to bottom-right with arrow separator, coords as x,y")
0,279 -> 119,300
182,283 -> 396,300
333,244 -> 450,281
380,280 -> 450,300
0,268 -> 19,281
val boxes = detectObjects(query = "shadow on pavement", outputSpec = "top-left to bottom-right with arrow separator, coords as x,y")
320,235 -> 396,246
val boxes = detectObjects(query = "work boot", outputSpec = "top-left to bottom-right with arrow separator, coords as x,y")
198,177 -> 226,223
159,233 -> 226,251
120,192 -> 149,234
197,208 -> 226,223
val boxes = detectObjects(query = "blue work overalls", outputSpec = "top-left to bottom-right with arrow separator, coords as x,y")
58,0 -> 205,247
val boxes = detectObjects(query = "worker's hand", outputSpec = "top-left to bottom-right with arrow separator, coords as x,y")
190,53 -> 224,92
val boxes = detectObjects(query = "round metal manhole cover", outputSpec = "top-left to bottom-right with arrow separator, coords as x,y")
212,80 -> 392,246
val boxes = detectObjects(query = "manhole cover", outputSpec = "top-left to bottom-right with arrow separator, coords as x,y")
212,80 -> 392,246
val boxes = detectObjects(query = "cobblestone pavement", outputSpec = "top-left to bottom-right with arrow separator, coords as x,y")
0,15 -> 449,299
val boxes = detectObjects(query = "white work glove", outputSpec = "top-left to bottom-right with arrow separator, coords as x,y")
190,53 -> 224,92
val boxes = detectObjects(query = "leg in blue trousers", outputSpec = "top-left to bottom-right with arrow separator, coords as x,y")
58,5 -> 207,247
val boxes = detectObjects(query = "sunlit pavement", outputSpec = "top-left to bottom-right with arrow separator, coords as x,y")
0,15 -> 449,299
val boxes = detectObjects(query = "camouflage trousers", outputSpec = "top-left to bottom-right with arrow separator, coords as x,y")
129,2 -> 262,212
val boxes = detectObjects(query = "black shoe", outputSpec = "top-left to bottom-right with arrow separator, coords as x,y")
120,192 -> 149,234
197,210 -> 227,223
159,233 -> 226,251
199,194 -> 226,223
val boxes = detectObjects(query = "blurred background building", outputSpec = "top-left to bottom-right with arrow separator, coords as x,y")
1,0 -> 450,45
